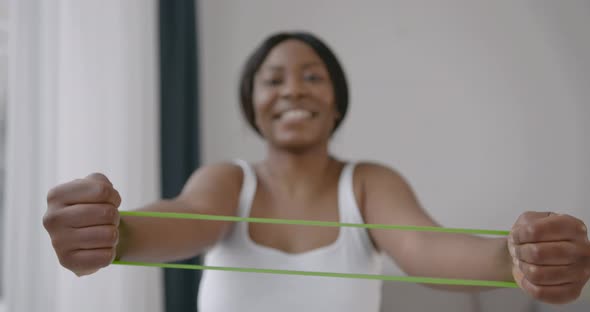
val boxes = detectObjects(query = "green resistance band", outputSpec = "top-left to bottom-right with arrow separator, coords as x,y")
113,210 -> 517,289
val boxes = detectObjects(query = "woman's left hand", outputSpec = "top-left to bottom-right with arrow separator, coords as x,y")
508,211 -> 590,304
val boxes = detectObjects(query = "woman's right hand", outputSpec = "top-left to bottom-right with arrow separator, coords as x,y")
43,173 -> 122,276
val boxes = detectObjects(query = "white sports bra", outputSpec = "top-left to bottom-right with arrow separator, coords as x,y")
197,160 -> 383,311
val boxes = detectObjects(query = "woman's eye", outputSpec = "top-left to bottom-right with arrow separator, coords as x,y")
263,78 -> 283,86
304,74 -> 323,82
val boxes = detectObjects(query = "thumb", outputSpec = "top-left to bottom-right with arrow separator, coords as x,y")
512,211 -> 557,230
85,172 -> 122,208
86,172 -> 113,186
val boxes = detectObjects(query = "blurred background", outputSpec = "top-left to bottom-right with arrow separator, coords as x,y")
1,0 -> 589,312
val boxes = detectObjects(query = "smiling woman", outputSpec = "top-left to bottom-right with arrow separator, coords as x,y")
41,28 -> 590,312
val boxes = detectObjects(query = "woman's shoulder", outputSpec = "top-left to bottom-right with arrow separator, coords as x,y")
170,161 -> 246,217
352,160 -> 406,183
350,161 -> 418,218
351,160 -> 414,199
183,161 -> 245,192
195,160 -> 244,176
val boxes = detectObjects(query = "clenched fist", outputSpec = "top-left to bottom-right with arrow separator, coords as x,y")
509,211 -> 590,304
43,173 -> 122,276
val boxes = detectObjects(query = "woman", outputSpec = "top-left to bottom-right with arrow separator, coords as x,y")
43,32 -> 590,311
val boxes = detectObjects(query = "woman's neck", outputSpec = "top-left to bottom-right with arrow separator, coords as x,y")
259,144 -> 341,198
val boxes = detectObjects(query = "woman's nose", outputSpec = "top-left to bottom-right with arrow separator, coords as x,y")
280,77 -> 306,99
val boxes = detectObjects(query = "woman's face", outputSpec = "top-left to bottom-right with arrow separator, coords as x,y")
253,39 -> 338,152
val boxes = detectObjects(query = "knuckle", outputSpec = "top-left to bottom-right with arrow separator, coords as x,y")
107,206 -> 119,220
108,249 -> 115,262
87,173 -> 112,187
514,245 -> 522,259
514,214 -> 526,226
94,183 -> 108,198
96,226 -> 117,245
567,244 -> 583,262
528,245 -> 543,261
46,187 -> 60,204
96,227 -> 109,240
58,253 -> 74,269
526,265 -> 544,284
526,225 -> 538,241
57,256 -> 67,268
113,190 -> 122,206
575,220 -> 588,235
570,246 -> 582,261
563,214 -> 576,222
562,215 -> 585,234
101,205 -> 116,219
42,212 -> 57,229
113,229 -> 119,245
522,211 -> 536,221
96,249 -> 113,267
107,227 -> 118,245
50,236 -> 61,250
113,209 -> 120,223
46,184 -> 69,206
88,172 -> 109,182
67,250 -> 103,272
529,285 -> 545,300
50,234 -> 73,256
47,180 -> 81,204
93,183 -> 111,200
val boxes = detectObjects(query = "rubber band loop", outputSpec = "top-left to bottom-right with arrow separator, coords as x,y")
119,210 -> 510,236
114,210 -> 517,288
112,260 -> 518,288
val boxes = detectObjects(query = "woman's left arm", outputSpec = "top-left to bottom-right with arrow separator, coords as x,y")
359,163 -> 590,303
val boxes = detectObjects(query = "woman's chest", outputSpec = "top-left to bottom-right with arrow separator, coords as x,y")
248,185 -> 341,254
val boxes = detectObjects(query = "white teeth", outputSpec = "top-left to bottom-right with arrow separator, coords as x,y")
280,109 -> 312,122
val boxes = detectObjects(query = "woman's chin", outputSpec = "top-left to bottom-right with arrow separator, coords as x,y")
270,137 -> 325,153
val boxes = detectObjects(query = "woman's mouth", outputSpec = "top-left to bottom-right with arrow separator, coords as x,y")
274,108 -> 318,122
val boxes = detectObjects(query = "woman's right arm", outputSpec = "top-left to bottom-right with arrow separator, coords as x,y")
43,163 -> 243,276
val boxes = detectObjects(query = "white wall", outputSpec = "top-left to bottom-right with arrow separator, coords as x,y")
199,0 -> 590,311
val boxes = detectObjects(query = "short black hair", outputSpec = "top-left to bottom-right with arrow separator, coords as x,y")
239,31 -> 349,135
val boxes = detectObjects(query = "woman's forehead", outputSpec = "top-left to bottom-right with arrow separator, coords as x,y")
259,40 -> 325,70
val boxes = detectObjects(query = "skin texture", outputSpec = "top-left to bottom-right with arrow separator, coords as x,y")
43,39 -> 590,304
